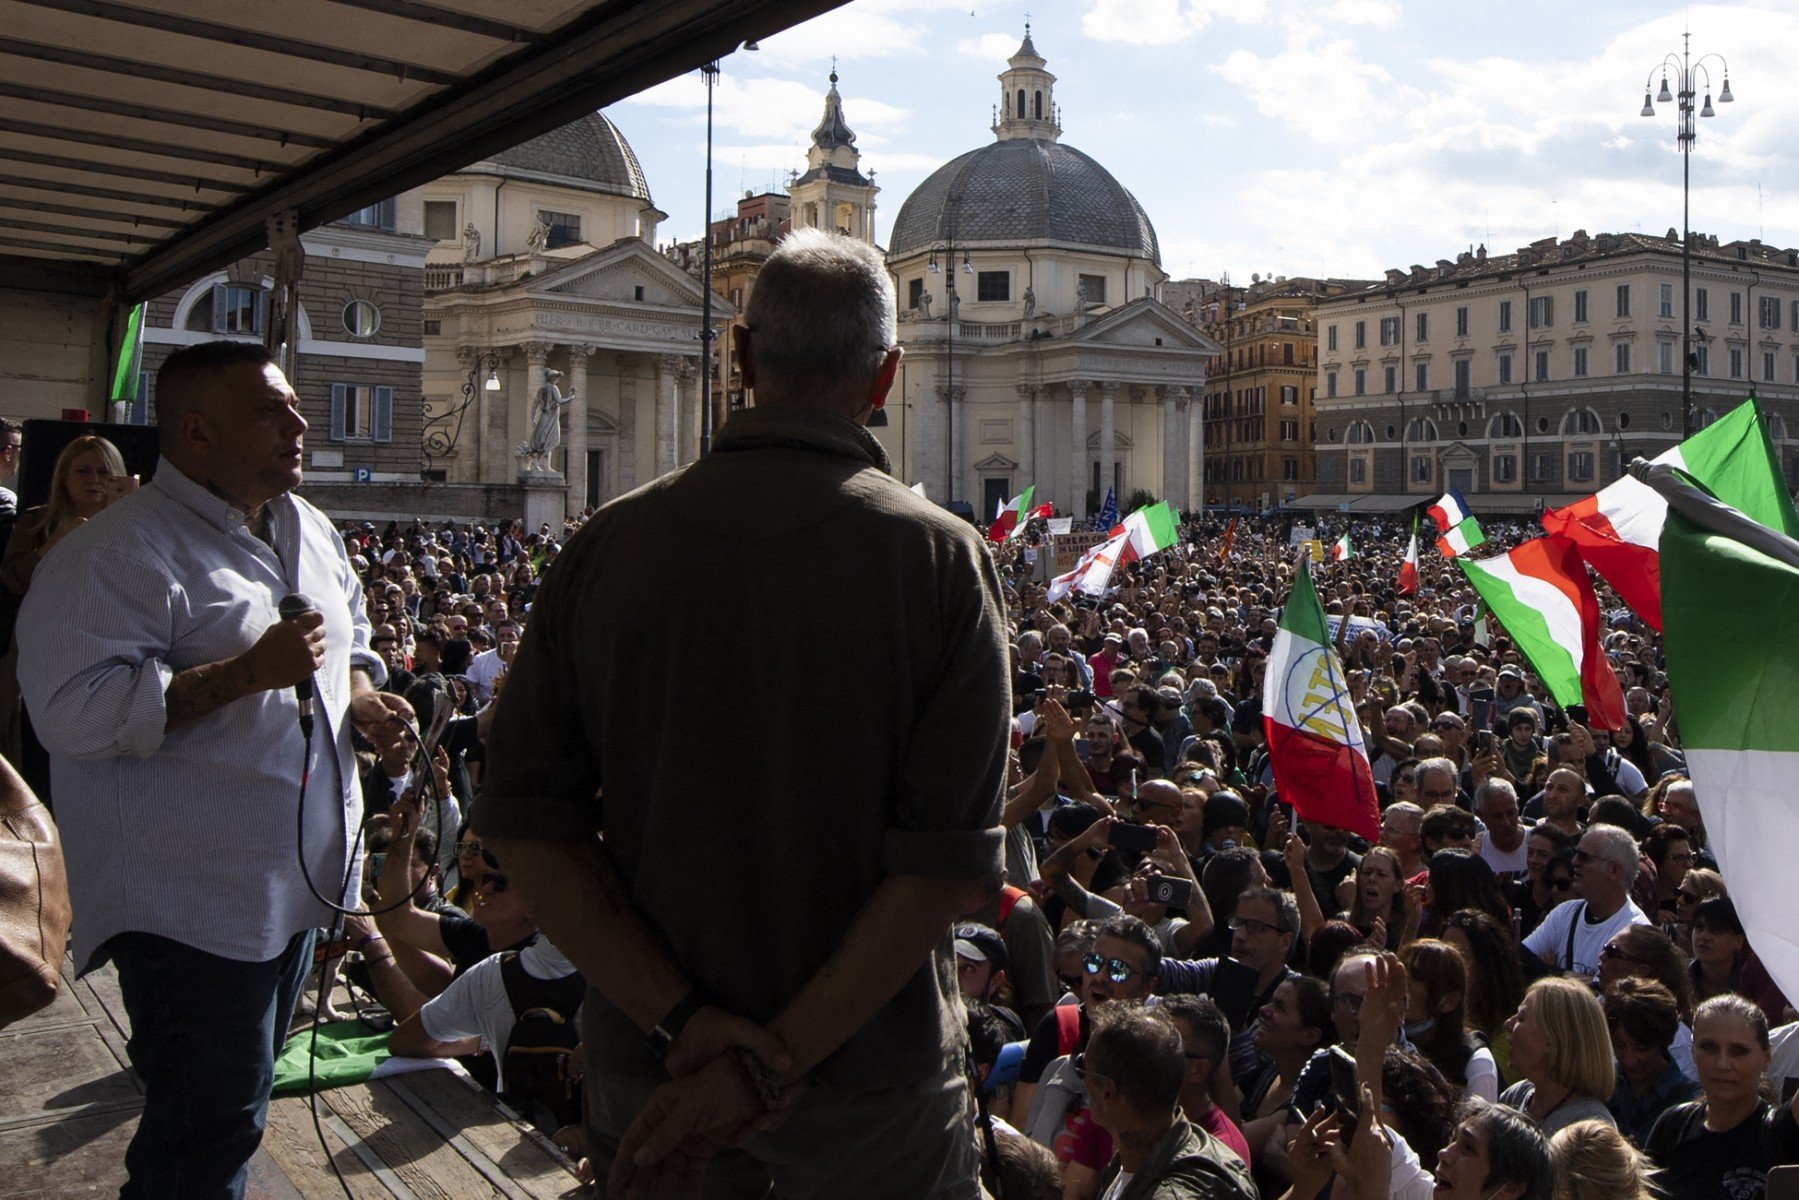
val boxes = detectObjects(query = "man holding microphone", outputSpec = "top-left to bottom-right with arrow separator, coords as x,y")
18,341 -> 410,1200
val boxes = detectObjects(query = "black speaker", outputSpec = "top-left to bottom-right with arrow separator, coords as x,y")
19,420 -> 162,511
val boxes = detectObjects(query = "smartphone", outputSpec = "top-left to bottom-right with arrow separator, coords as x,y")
1067,689 -> 1097,714
1108,822 -> 1159,854
1476,730 -> 1496,754
1469,687 -> 1495,731
1145,875 -> 1194,909
1329,1045 -> 1361,1127
1566,703 -> 1589,727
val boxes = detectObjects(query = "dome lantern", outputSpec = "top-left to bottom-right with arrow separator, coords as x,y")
993,22 -> 1060,142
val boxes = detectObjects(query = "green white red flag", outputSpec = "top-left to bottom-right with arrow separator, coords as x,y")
988,486 -> 1048,542
1457,537 -> 1625,729
1396,513 -> 1419,595
1263,559 -> 1378,840
1648,460 -> 1799,1005
1110,501 -> 1179,563
1330,533 -> 1353,561
1540,396 -> 1798,629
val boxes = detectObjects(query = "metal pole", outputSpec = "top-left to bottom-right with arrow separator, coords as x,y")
700,61 -> 718,456
1680,39 -> 1693,438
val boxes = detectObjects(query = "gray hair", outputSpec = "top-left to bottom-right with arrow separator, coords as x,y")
1416,756 -> 1459,787
1580,824 -> 1640,872
1383,801 -> 1424,832
1474,777 -> 1518,813
742,227 -> 894,389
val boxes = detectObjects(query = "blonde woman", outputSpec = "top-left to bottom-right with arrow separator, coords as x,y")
1501,976 -> 1619,1136
1549,1120 -> 1660,1200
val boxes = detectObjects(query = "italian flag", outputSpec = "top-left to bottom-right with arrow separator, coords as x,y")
1110,500 -> 1178,564
1263,559 -> 1379,840
988,487 -> 1047,542
1396,513 -> 1419,595
1457,537 -> 1625,729
1046,529 -> 1131,602
1653,463 -> 1799,1005
1540,397 -> 1798,630
1426,488 -> 1474,532
1436,516 -> 1486,558
1330,533 -> 1353,562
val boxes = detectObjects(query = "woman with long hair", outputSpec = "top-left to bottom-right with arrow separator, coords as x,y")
0,434 -> 134,796
1441,908 -> 1527,1079
1347,843 -> 1410,949
1422,848 -> 1511,935
1402,937 -> 1501,1101
1643,995 -> 1799,1200
1501,977 -> 1619,1136
1549,1120 -> 1662,1200
1240,975 -> 1333,1171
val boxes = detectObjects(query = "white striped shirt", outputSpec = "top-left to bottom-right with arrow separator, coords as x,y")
18,460 -> 383,967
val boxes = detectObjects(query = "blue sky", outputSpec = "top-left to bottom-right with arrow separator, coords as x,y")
616,0 -> 1799,283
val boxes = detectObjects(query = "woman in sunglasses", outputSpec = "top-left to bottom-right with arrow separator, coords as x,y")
1666,868 -> 1727,955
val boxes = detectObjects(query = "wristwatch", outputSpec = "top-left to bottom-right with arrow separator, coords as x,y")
647,990 -> 706,1058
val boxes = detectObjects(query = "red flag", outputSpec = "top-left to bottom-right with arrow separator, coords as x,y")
1397,512 -> 1419,596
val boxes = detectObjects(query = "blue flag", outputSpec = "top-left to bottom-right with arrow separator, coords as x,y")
1093,487 -> 1117,532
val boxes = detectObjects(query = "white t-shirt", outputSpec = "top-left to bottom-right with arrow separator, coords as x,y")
1388,1126 -> 1437,1200
463,648 -> 506,702
1769,1022 -> 1799,1101
1477,832 -> 1530,876
1522,897 -> 1650,979
416,938 -> 578,1090
1100,1171 -> 1132,1200
1465,1045 -> 1500,1102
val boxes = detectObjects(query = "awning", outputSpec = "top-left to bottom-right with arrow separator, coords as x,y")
0,0 -> 847,303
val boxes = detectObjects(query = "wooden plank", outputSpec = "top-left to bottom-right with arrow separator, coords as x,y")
324,1082 -> 505,1199
263,1095 -> 391,1200
0,980 -> 87,1036
0,1025 -> 140,1121
392,1070 -> 579,1199
0,1107 -> 135,1198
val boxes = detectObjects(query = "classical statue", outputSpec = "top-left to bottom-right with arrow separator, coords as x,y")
518,368 -> 572,474
918,289 -> 933,319
461,222 -> 481,261
1022,286 -> 1036,319
948,285 -> 960,318
1075,278 -> 1087,310
526,218 -> 551,254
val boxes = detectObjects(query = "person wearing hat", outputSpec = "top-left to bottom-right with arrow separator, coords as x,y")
1494,663 -> 1544,728
1091,632 -> 1126,700
954,923 -> 1025,1042
1150,685 -> 1193,777
1501,705 -> 1545,785
1199,791 -> 1252,856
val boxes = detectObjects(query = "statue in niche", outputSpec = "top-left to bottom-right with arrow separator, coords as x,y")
518,369 -> 573,474
1075,278 -> 1087,310
918,290 -> 933,319
1022,286 -> 1036,319
948,286 -> 960,318
461,222 -> 481,261
526,218 -> 551,254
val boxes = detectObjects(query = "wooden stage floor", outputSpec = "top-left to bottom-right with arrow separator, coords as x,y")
0,957 -> 588,1199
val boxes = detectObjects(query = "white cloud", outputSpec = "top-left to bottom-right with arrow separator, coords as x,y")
958,31 -> 1021,59
1315,0 -> 1399,25
1082,0 -> 1193,44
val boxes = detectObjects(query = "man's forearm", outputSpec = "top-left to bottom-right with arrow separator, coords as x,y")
163,656 -> 258,733
767,871 -> 981,1081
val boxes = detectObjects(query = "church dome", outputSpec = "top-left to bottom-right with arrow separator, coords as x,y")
484,113 -> 653,204
889,138 -> 1159,264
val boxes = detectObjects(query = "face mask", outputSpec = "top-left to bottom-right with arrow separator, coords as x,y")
1402,1016 -> 1438,1041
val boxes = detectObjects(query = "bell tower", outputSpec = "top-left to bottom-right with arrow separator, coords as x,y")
992,23 -> 1060,142
788,65 -> 878,243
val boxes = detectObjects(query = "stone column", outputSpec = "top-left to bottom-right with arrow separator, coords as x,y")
1016,384 -> 1037,493
1099,381 -> 1118,509
522,342 -> 551,477
655,354 -> 679,477
1187,382 -> 1205,513
566,344 -> 596,513
1164,386 -> 1187,513
677,358 -> 698,465
1069,379 -> 1089,520
617,354 -> 638,493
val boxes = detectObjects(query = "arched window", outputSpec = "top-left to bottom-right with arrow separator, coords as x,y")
1346,420 -> 1375,444
1696,408 -> 1719,429
1404,418 -> 1438,442
1034,90 -> 1043,119
1017,89 -> 1026,118
1768,413 -> 1789,442
1560,407 -> 1603,436
1488,412 -> 1524,439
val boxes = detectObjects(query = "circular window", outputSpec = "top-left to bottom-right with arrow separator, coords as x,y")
1457,420 -> 1469,437
343,300 -> 380,338
1536,416 -> 1550,434
1385,424 -> 1396,439
1617,412 -> 1631,430
1661,411 -> 1673,430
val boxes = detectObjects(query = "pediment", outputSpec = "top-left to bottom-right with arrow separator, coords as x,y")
974,452 -> 1018,471
1064,298 -> 1222,353
529,238 -> 729,313
1085,429 -> 1137,450
1438,440 -> 1480,463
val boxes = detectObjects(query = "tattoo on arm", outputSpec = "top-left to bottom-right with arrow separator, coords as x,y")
1051,867 -> 1091,916
164,658 -> 257,733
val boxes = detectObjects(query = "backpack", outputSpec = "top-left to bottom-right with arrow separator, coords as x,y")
497,951 -> 586,1133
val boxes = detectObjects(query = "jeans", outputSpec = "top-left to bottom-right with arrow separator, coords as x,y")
108,928 -> 318,1200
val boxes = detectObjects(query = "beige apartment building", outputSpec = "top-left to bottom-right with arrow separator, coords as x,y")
1310,229 -> 1799,512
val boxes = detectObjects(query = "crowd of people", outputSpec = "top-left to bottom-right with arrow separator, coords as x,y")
10,231 -> 1799,1200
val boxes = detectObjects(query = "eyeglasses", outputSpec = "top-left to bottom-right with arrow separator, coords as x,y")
1333,992 -> 1366,1014
1572,848 -> 1606,866
1600,943 -> 1640,964
1547,876 -> 1575,891
1229,916 -> 1285,937
454,840 -> 481,857
1676,889 -> 1703,904
1083,952 -> 1146,984
1176,774 -> 1208,786
1432,721 -> 1463,731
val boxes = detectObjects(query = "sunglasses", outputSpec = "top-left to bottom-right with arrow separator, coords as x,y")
1547,876 -> 1575,891
1083,952 -> 1145,984
454,840 -> 482,857
1600,943 -> 1640,964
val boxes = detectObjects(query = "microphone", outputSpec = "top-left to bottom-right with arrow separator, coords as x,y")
278,593 -> 318,734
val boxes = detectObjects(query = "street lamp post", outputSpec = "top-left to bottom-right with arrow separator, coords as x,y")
1640,31 -> 1734,438
699,60 -> 719,458
928,193 -> 970,504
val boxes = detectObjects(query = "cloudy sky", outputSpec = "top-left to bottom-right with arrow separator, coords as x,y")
615,0 -> 1799,284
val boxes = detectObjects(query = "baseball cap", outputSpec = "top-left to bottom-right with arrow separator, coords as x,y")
1497,665 -> 1523,680
953,923 -> 1008,971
